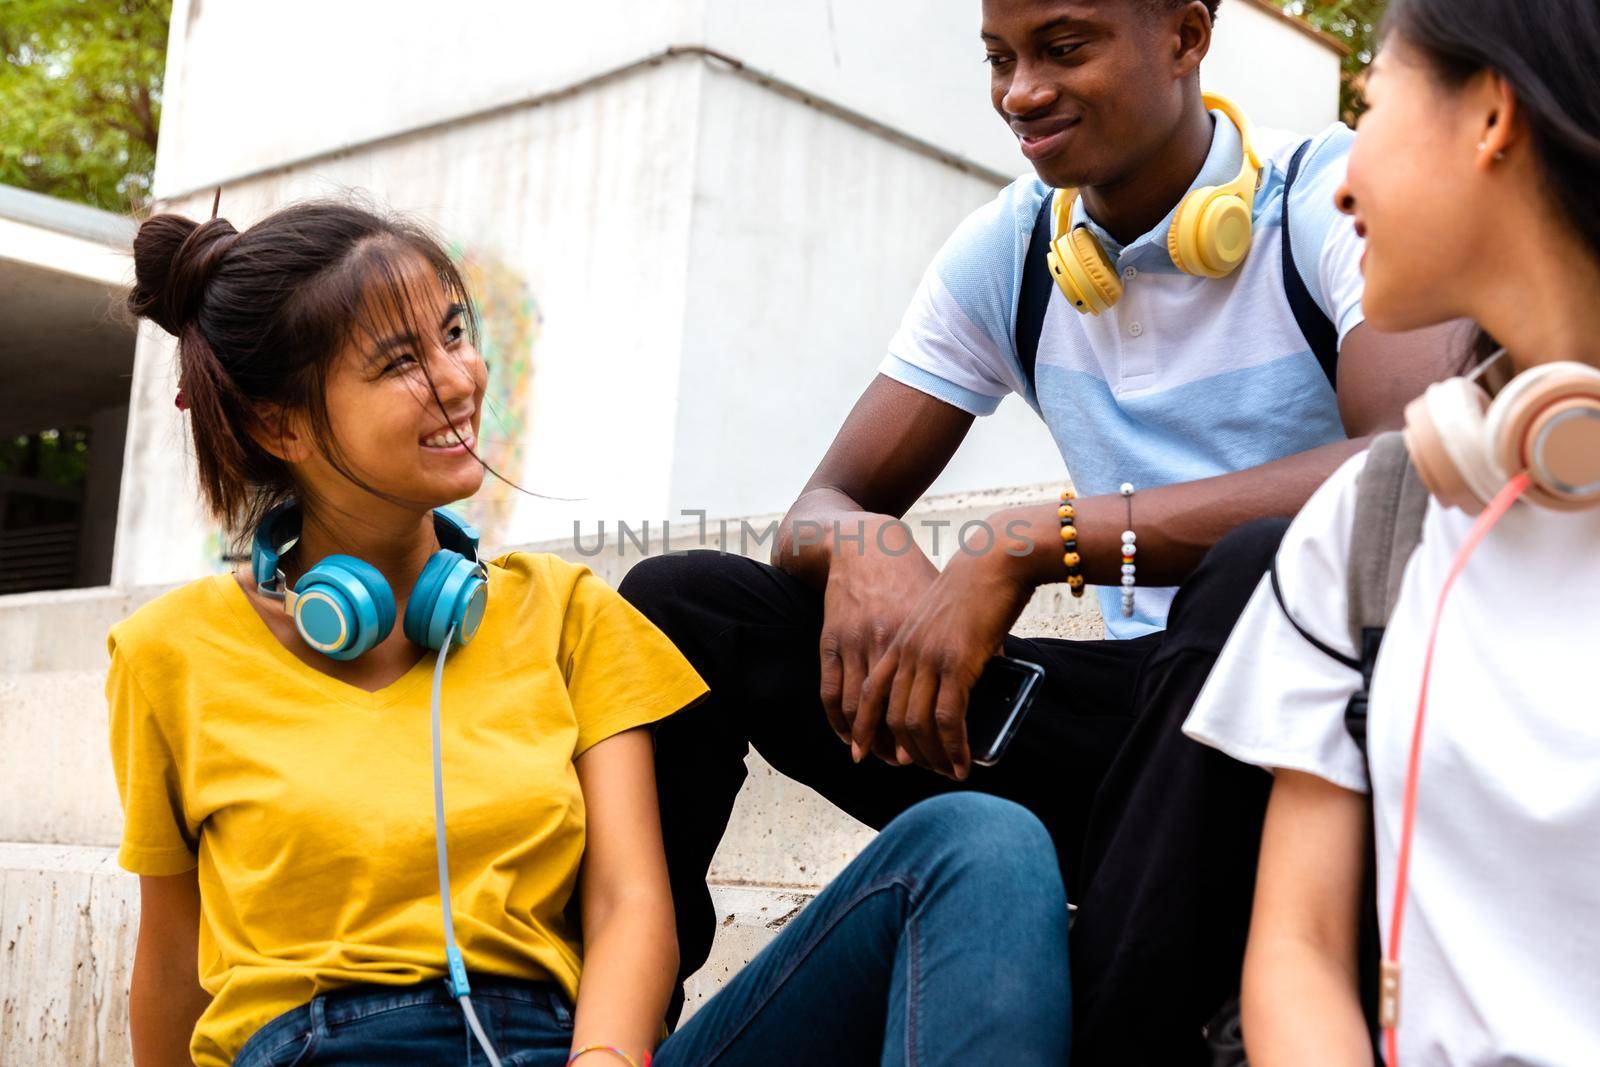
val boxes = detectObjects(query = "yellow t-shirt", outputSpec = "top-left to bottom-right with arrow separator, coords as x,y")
107,552 -> 707,1067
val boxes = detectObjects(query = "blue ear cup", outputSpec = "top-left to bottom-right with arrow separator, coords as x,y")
254,502 -> 485,660
403,549 -> 489,650
290,555 -> 397,660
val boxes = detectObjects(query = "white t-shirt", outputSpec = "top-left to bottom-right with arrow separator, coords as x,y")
1185,451 -> 1600,1066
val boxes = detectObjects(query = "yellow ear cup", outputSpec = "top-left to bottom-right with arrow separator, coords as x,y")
1048,215 -> 1123,316
1167,189 -> 1254,278
1167,92 -> 1262,279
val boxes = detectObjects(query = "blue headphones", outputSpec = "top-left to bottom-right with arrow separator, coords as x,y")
252,502 -> 490,660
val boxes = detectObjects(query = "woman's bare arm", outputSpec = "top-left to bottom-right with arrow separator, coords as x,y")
570,729 -> 679,1063
130,871 -> 210,1066
1242,769 -> 1374,1066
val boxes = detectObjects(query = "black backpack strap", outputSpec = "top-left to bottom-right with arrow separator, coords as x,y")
1281,139 -> 1341,392
1269,561 -> 1360,672
1015,192 -> 1056,405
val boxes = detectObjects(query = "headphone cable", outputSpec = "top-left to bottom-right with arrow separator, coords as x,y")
432,623 -> 505,1067
1382,472 -> 1530,1065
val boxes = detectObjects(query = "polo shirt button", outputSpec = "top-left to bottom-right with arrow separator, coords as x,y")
1123,266 -> 1138,280
1129,322 -> 1144,337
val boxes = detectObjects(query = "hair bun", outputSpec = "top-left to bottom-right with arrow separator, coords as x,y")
128,213 -> 240,335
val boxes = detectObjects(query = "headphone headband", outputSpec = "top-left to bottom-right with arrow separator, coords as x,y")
252,503 -> 300,593
252,502 -> 481,598
1202,92 -> 1261,177
1050,94 -> 1260,244
1048,93 -> 1263,309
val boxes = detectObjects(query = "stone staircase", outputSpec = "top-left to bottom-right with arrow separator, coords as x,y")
0,483 -> 1099,1063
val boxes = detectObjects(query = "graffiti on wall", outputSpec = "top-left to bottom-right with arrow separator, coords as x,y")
452,249 -> 541,550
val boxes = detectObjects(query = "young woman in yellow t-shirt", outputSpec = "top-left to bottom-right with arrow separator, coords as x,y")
113,201 -> 1071,1066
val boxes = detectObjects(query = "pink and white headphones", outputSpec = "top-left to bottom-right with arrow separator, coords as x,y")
1403,355 -> 1600,514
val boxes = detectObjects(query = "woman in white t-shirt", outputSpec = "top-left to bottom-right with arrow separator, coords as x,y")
1183,0 -> 1600,1064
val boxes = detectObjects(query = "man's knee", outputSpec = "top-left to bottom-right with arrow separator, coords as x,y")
618,550 -> 728,614
1205,516 -> 1291,580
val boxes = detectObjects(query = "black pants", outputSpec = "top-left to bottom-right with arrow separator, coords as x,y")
619,518 -> 1287,1066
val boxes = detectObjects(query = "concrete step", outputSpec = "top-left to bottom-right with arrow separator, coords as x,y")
0,585 -> 165,677
0,842 -> 812,1063
0,843 -> 136,1067
0,671 -> 122,849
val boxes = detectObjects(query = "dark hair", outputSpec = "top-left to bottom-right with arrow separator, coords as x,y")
1387,0 -> 1600,269
1147,0 -> 1220,21
127,200 -> 480,540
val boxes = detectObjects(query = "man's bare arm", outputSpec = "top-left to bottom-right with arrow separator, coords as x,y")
1000,321 -> 1470,588
773,376 -> 974,587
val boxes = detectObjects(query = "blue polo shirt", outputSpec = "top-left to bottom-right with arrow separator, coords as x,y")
880,112 -> 1365,637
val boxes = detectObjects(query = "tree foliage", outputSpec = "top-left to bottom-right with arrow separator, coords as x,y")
0,0 -> 171,213
1278,0 -> 1387,122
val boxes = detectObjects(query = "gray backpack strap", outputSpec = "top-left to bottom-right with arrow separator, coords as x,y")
1341,432 -> 1430,755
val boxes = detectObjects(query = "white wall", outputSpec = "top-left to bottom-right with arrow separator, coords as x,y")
152,0 -> 707,198
670,65 -> 1060,522
1204,1 -> 1345,134
153,0 -> 1340,201
118,1 -> 1343,584
116,59 -> 708,583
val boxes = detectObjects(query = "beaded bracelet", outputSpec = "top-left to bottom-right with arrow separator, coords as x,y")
567,1047 -> 649,1067
1059,489 -> 1085,598
1119,482 -> 1137,618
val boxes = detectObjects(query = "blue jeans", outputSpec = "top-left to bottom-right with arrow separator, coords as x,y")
234,794 -> 1070,1066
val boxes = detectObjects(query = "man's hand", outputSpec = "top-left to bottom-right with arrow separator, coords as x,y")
818,516 -> 940,749
854,541 -> 1035,780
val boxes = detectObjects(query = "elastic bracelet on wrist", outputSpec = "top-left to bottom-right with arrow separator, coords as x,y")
1058,489 -> 1085,599
1119,482 -> 1137,618
568,1047 -> 649,1067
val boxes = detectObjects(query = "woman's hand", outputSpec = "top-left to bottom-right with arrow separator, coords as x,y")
852,538 -> 1036,780
817,517 -> 940,751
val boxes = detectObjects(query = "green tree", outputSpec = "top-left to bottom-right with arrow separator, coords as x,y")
0,0 -> 172,213
1279,0 -> 1387,122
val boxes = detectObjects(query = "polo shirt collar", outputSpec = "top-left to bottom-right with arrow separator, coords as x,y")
1068,108 -> 1245,271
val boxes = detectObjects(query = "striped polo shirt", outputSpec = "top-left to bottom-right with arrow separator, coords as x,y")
881,112 -> 1365,638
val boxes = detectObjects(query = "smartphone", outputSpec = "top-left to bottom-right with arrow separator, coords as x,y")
965,655 -> 1046,767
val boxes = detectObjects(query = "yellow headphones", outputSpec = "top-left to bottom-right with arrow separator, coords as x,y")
1047,92 -> 1264,316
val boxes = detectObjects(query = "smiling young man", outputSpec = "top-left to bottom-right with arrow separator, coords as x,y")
621,1 -> 1458,1062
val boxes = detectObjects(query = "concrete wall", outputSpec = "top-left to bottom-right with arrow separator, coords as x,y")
151,0 -> 1340,202
114,50 -> 1063,584
1205,0 -> 1346,135
670,63 -> 1062,524
114,5 -> 1342,586
116,57 -> 708,583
